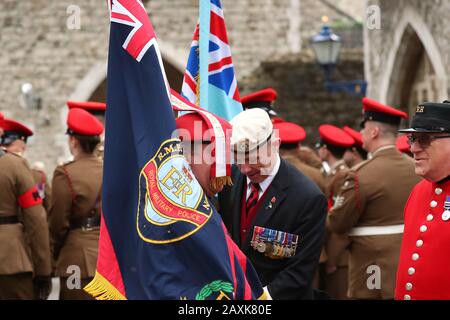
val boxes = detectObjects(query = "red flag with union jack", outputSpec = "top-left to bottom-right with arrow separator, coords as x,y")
84,0 -> 265,300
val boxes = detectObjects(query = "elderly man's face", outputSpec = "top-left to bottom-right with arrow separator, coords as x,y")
409,133 -> 450,182
235,139 -> 279,184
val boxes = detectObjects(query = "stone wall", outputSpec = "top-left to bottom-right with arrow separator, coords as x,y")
0,0 -> 364,176
149,0 -> 363,79
0,0 -> 111,172
239,49 -> 365,146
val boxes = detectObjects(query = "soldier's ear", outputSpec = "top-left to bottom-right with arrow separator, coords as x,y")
68,135 -> 79,150
371,125 -> 380,139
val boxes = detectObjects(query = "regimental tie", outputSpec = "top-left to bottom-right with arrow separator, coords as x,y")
246,183 -> 260,216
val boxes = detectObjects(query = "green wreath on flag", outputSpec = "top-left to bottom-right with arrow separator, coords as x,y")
195,280 -> 234,300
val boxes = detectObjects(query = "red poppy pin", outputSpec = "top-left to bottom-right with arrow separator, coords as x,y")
267,197 -> 277,209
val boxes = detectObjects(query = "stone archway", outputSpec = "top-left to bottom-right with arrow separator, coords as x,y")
62,42 -> 186,159
88,57 -> 184,102
68,39 -> 186,103
378,6 -> 447,112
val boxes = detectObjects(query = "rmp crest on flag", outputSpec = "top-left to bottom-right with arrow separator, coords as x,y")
181,0 -> 242,120
84,0 -> 265,300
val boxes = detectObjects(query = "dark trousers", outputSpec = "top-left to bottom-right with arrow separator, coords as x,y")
59,277 -> 94,300
0,272 -> 34,300
325,266 -> 349,300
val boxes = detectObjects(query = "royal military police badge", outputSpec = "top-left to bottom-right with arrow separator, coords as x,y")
137,139 -> 213,244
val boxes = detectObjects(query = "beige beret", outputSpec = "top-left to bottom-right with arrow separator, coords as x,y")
230,108 -> 273,153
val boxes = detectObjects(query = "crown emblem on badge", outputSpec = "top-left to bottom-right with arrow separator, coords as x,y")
182,166 -> 193,183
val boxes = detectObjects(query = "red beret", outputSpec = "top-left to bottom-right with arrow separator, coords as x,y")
396,135 -> 410,154
0,112 -> 4,127
67,108 -> 104,136
343,126 -> 363,146
175,107 -> 233,184
271,117 -> 285,124
319,124 -> 355,148
171,89 -> 233,183
67,101 -> 106,112
2,119 -> 33,137
241,88 -> 277,105
361,98 -> 407,127
176,112 -> 231,143
274,121 -> 306,144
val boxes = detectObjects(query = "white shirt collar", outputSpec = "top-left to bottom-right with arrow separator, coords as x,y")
246,154 -> 281,200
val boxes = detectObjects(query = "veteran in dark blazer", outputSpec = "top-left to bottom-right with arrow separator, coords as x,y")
219,109 -> 327,300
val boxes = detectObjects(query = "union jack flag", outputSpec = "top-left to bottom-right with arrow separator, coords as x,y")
181,0 -> 243,120
109,0 -> 155,61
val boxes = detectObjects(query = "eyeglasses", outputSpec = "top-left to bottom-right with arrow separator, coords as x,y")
407,134 -> 450,147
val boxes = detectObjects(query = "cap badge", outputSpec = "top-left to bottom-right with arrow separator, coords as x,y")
416,105 -> 425,113
237,139 -> 249,153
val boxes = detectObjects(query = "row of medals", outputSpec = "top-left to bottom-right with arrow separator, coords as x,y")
251,238 -> 297,258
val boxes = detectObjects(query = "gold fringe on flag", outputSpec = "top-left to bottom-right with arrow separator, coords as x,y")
83,271 -> 127,300
211,176 -> 233,191
258,291 -> 268,300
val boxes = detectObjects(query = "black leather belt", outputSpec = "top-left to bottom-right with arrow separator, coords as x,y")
0,215 -> 19,225
70,216 -> 100,231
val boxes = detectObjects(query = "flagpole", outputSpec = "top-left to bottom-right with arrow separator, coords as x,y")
199,0 -> 210,110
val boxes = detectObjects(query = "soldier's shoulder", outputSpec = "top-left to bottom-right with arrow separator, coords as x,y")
300,161 -> 322,177
61,159 -> 75,168
350,157 -> 375,173
287,156 -> 312,171
338,160 -> 370,188
3,151 -> 22,160
1,151 -> 28,168
334,164 -> 349,177
293,159 -> 323,181
0,152 -> 18,168
53,159 -> 75,175
0,153 -> 36,184
337,162 -> 349,172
